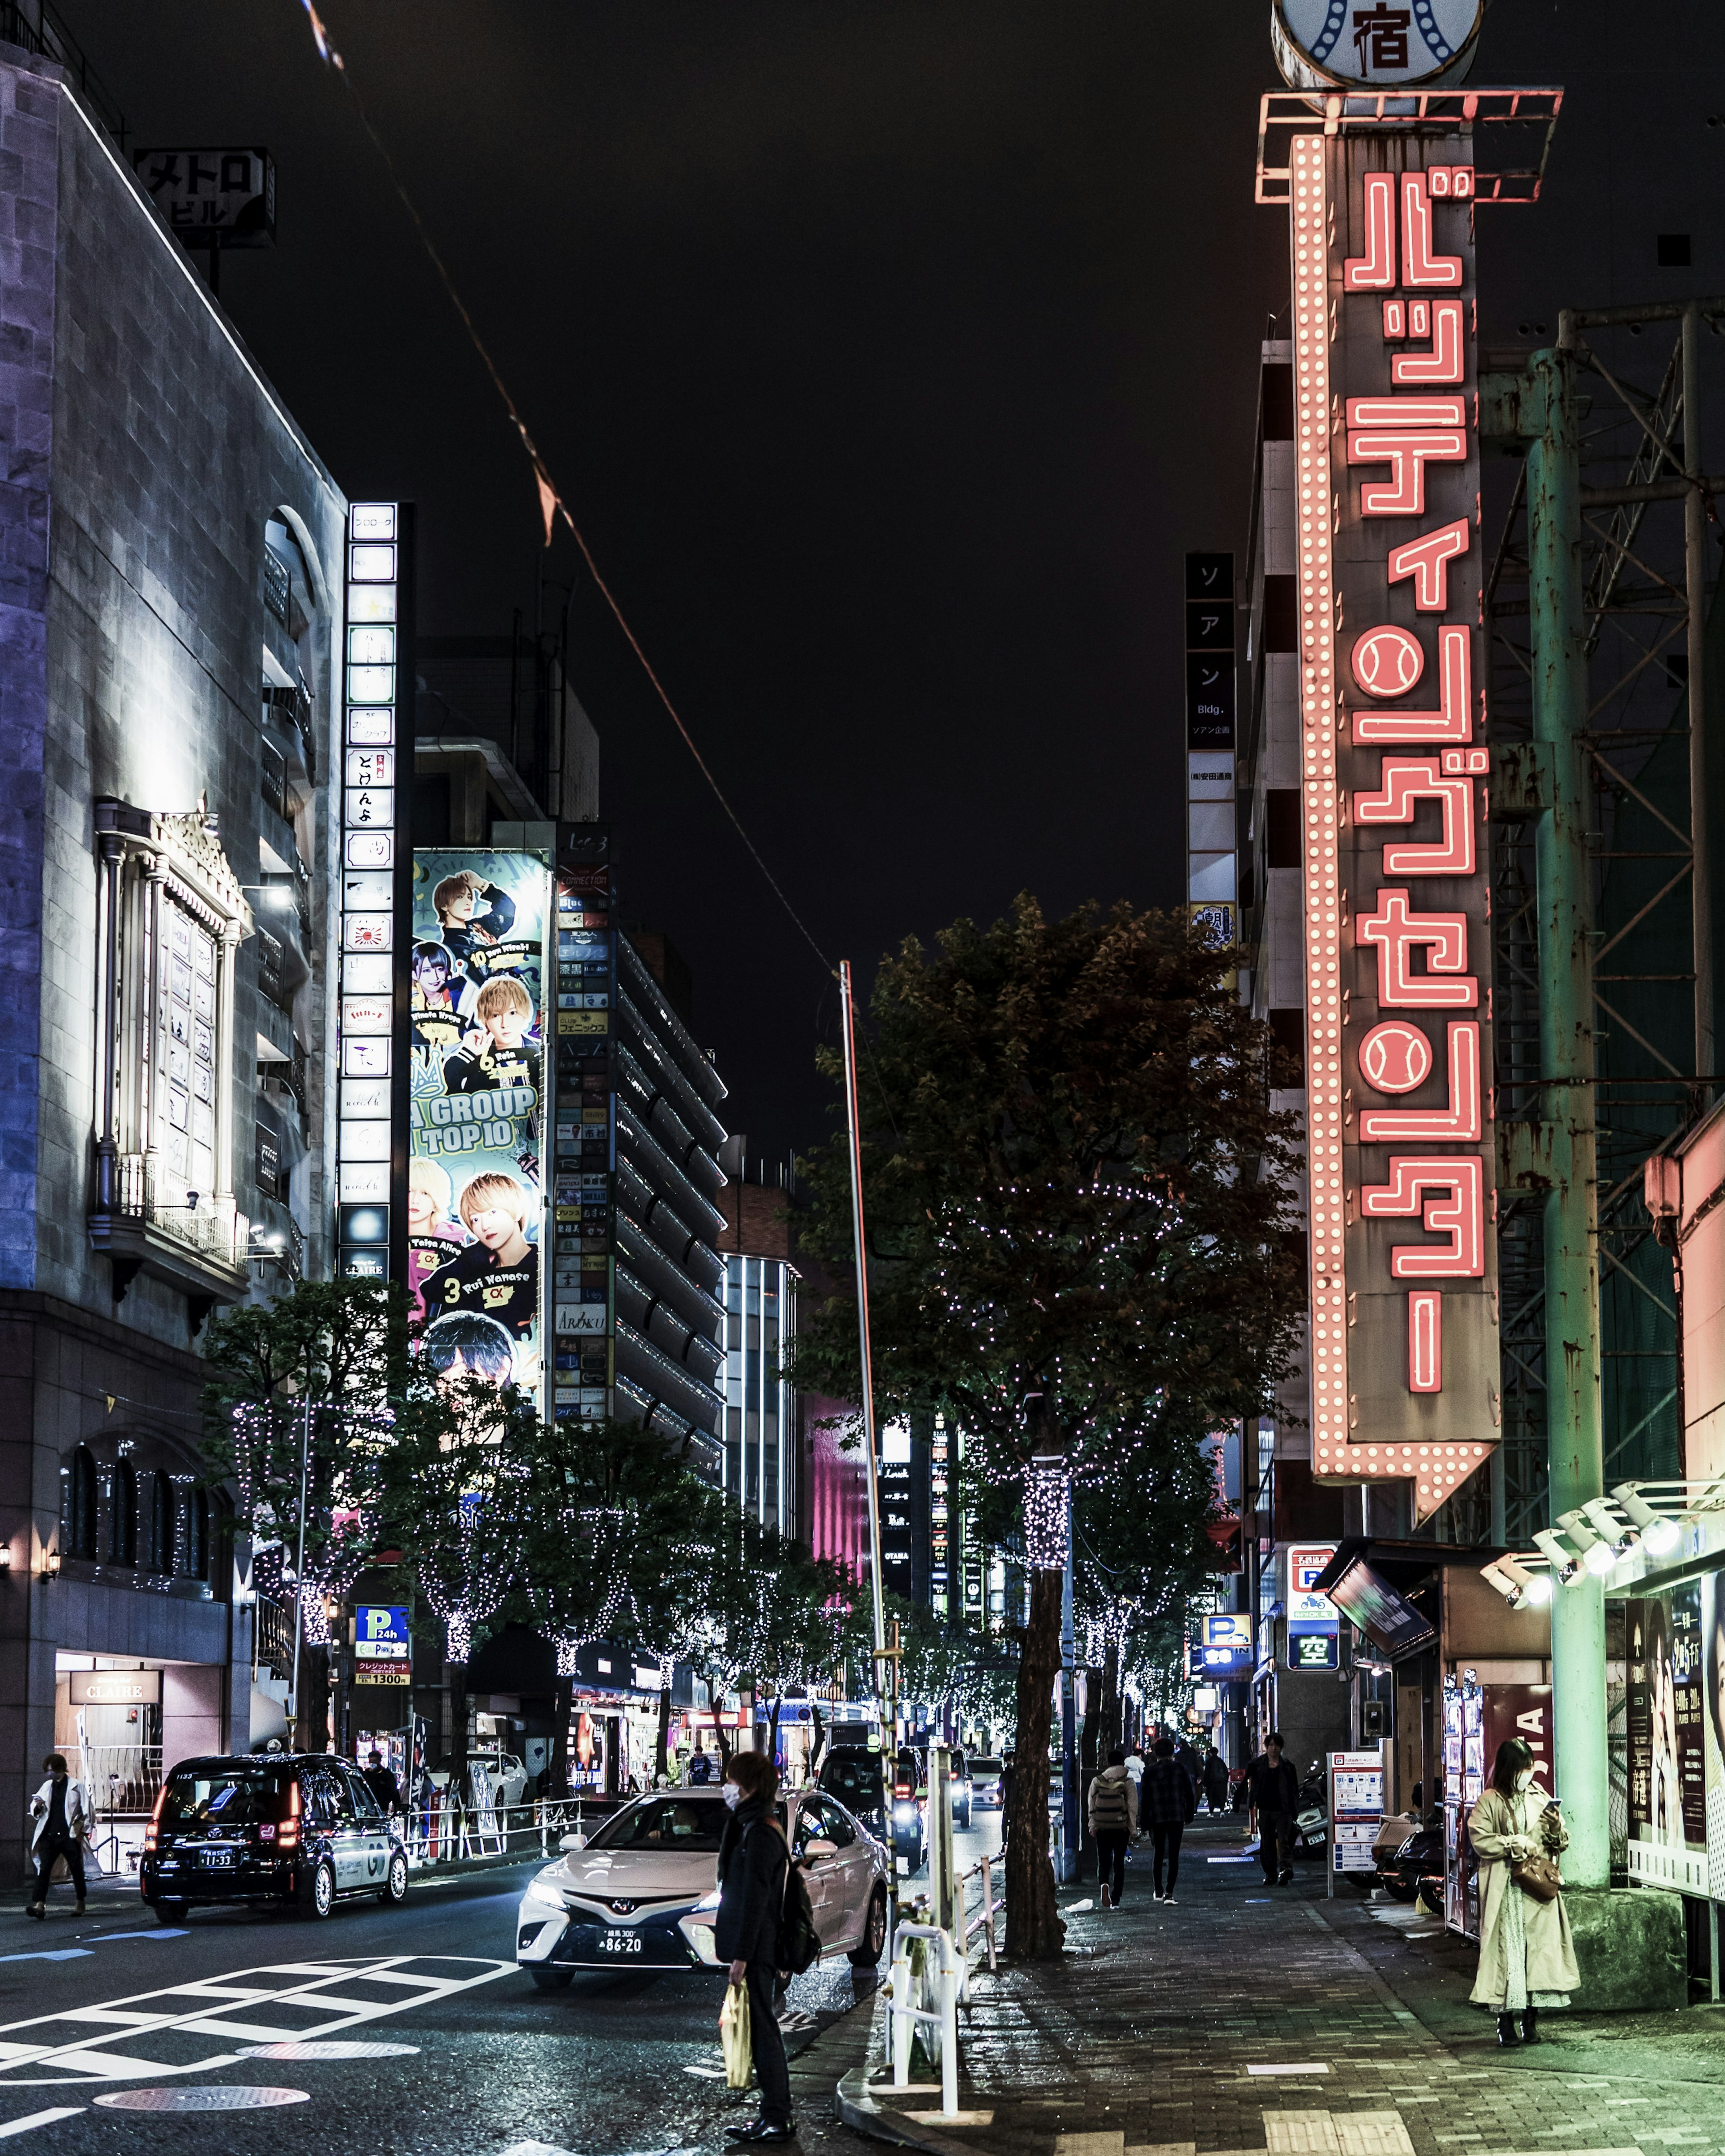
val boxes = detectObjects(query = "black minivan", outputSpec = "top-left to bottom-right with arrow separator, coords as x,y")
140,1754 -> 409,1923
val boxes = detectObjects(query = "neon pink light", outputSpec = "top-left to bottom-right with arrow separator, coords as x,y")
1345,397 -> 1467,430
1359,1155 -> 1485,1277
1358,1019 -> 1432,1093
1409,300 -> 1430,336
1383,299 -> 1407,339
1356,889 -> 1477,1007
1343,172 -> 1397,291
1353,756 -> 1477,875
1400,172 -> 1462,288
1392,299 -> 1465,386
1407,1291 -> 1442,1392
1346,428 -> 1469,515
1352,625 -> 1424,698
1351,624 -> 1472,743
1387,518 -> 1470,611
1358,1021 -> 1482,1142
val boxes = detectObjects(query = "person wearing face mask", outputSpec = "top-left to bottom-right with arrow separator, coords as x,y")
1467,1737 -> 1579,2044
713,1751 -> 794,2144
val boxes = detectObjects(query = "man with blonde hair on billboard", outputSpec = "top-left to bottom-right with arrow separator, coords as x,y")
443,973 -> 540,1098
420,1172 -> 540,1344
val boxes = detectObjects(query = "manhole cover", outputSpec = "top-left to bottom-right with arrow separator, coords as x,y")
95,2087 -> 310,2111
237,2041 -> 421,2060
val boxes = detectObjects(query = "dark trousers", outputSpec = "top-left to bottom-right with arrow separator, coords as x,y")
1095,1829 -> 1128,1902
1259,1812 -> 1294,1880
1151,1820 -> 1184,1895
32,1833 -> 85,1904
745,1961 -> 792,2126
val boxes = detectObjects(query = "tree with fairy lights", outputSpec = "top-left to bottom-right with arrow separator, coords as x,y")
793,896 -> 1303,1958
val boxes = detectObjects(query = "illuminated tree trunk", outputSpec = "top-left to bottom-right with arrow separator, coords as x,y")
655,1683 -> 672,1782
1003,1568 -> 1066,1961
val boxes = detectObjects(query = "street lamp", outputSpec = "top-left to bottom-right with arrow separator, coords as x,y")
1531,1528 -> 1583,1587
1610,1481 -> 1682,1558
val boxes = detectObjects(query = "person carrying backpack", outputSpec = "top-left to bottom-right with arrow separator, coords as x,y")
715,1751 -> 795,2144
1087,1746 -> 1139,1909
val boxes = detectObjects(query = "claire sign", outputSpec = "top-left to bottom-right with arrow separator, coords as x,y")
1287,132 -> 1499,1519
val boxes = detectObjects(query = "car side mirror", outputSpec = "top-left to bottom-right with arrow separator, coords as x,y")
559,1831 -> 587,1852
802,1837 -> 838,1860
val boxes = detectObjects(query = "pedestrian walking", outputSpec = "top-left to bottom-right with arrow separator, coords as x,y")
1174,1735 -> 1201,1798
714,1749 -> 795,2143
1203,1746 -> 1229,1815
1468,1737 -> 1579,2046
361,1749 -> 403,1815
27,1753 -> 92,1919
1141,1735 -> 1197,1902
1000,1750 -> 1017,1834
1087,1745 -> 1138,1908
1246,1730 -> 1299,1884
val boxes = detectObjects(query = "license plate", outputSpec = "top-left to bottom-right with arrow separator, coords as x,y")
598,1928 -> 642,1955
202,1851 -> 235,1869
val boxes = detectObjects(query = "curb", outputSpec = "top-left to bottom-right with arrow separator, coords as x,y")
835,2066 -> 993,2156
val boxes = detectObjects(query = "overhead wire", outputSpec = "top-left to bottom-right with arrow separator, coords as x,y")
292,0 -> 835,980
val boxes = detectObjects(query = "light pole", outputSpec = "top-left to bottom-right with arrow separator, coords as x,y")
289,1398 -> 311,1751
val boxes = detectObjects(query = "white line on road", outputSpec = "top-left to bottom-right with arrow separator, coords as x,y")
0,1955 -> 515,2087
0,2111 -> 84,2138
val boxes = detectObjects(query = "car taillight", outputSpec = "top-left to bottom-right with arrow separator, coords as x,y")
143,1782 -> 168,1855
279,1777 -> 301,1851
894,1783 -> 912,1799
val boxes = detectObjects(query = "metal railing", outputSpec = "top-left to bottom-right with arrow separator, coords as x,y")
885,1922 -> 964,2119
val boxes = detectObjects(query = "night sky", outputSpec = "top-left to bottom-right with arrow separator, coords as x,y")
67,0 -> 1725,1164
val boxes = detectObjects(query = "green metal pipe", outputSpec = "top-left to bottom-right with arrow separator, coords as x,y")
1526,350 -> 1610,1887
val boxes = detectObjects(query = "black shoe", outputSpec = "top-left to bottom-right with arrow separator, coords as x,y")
1278,1870 -> 1295,1885
725,2124 -> 797,2144
1496,2014 -> 1521,2047
1521,2009 -> 1539,2044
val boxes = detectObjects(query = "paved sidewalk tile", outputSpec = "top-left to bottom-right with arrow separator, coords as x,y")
790,1813 -> 1725,2156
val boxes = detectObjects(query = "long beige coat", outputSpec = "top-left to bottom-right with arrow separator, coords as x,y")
1467,1786 -> 1580,2008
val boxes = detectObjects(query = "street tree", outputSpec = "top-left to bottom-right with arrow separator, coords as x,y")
794,897 -> 1302,1958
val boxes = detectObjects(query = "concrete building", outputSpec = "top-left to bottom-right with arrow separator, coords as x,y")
0,34 -> 346,1877
714,1156 -> 801,1534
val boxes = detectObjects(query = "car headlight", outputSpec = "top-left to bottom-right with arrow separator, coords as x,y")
524,1866 -> 567,1912
693,1886 -> 721,1912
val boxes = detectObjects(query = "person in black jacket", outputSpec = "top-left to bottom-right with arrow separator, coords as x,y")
714,1750 -> 794,2144
1141,1735 -> 1198,1902
1246,1731 -> 1300,1885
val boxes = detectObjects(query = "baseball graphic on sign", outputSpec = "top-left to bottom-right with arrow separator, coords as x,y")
1272,0 -> 1485,90
1352,624 -> 1424,698
1358,1019 -> 1433,1094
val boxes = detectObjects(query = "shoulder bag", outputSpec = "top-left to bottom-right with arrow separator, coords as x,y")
1511,1851 -> 1563,1902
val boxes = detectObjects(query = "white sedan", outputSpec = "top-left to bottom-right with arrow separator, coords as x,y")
516,1788 -> 890,1990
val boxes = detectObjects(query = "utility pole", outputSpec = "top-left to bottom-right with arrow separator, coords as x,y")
1486,348 -> 1609,1886
1060,1480 -> 1078,1883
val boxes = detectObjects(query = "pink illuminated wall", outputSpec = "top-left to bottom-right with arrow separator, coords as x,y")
804,1393 -> 869,1581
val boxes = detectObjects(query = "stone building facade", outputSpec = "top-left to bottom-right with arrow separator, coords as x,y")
0,40 -> 345,1882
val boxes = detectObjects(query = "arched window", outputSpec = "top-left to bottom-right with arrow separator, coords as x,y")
148,1473 -> 174,1575
63,1448 -> 97,1562
106,1461 -> 137,1566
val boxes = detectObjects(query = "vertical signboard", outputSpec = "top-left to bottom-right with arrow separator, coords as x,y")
1288,133 -> 1498,1519
1625,1588 -> 1707,1894
336,503 -> 411,1280
1185,551 -> 1237,946
409,850 -> 550,1405
1328,1746 -> 1385,1886
550,832 -> 615,1422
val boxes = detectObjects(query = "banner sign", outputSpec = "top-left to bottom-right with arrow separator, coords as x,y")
1287,130 -> 1499,1520
410,848 -> 550,1405
1626,1586 -> 1710,1896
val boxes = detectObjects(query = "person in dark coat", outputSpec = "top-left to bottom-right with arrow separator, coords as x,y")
714,1750 -> 794,2144
1141,1736 -> 1198,1902
1246,1730 -> 1300,1885
1203,1746 -> 1230,1815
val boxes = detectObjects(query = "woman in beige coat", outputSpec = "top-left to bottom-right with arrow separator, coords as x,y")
1468,1736 -> 1580,2045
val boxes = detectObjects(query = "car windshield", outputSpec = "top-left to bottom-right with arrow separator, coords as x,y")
971,1758 -> 1003,1775
162,1767 -> 291,1828
823,1757 -> 880,1799
585,1797 -> 731,1852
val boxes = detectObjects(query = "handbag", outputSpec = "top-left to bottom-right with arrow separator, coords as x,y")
719,1979 -> 753,2089
1511,1851 -> 1563,1903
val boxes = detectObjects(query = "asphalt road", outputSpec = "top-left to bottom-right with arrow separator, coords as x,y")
0,1812 -> 1002,2155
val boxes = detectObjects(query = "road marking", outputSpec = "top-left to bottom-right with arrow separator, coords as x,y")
97,1931 -> 186,1943
0,1955 -> 514,2086
1248,2064 -> 1331,2076
0,2112 -> 83,2139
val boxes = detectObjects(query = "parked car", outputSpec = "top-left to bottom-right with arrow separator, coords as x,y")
140,1754 -> 409,1923
516,1788 -> 890,1990
469,1749 -> 530,1811
969,1757 -> 1005,1811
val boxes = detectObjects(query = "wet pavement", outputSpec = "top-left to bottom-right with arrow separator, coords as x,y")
0,1820 -> 1002,2153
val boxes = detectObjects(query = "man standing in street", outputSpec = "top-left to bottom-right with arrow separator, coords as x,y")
1141,1735 -> 1197,1903
27,1753 -> 91,1918
1247,1730 -> 1300,1885
361,1749 -> 403,1816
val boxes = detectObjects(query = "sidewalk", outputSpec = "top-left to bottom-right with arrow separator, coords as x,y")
789,1812 -> 1725,2156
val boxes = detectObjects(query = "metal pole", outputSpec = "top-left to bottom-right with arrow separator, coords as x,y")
1685,302 -> 1713,1101
1060,1483 -> 1078,1884
1528,346 -> 1610,1889
291,1398 -> 310,1750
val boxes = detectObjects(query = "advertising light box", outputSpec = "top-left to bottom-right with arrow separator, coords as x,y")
1201,1613 -> 1254,1675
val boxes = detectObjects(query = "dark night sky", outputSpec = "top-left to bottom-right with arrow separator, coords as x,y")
66,0 -> 1725,1163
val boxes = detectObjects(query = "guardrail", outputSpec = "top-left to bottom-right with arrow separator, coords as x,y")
956,1847 -> 1002,1972
885,1921 -> 964,2120
402,1793 -> 607,1868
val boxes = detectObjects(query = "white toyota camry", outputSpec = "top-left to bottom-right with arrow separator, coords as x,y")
516,1788 -> 890,1989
